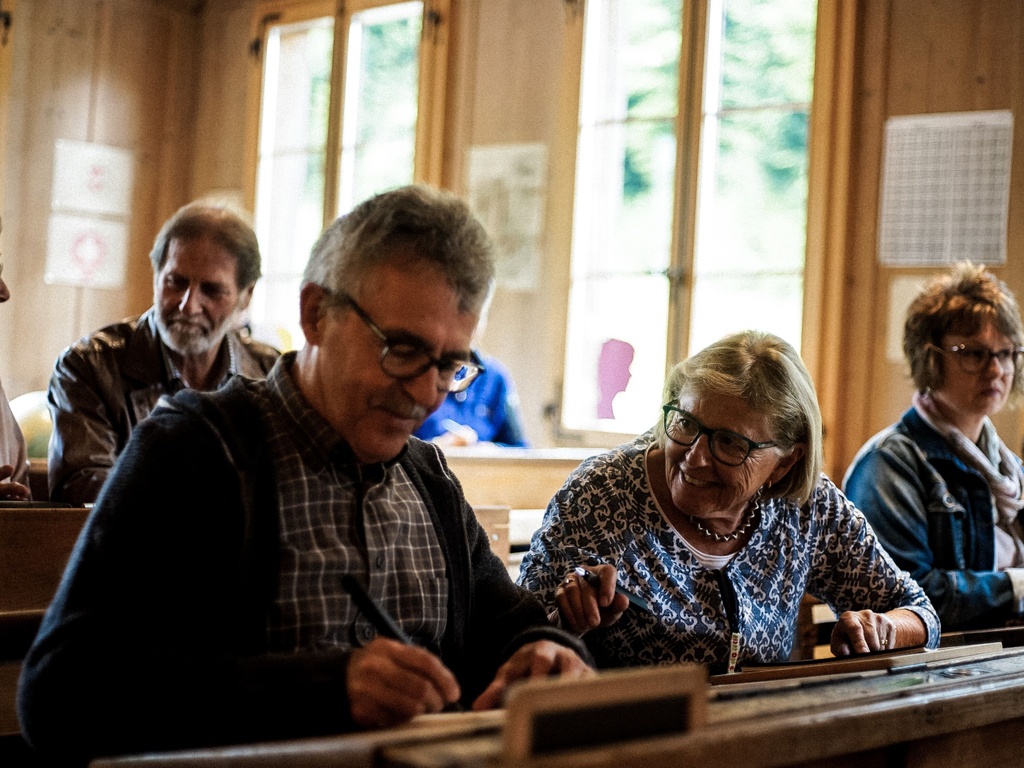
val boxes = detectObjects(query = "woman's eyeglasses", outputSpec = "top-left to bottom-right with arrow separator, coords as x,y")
661,405 -> 776,466
928,343 -> 1024,375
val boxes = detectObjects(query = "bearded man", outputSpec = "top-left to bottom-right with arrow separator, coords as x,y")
46,200 -> 280,506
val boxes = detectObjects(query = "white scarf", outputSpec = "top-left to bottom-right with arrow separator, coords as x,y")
913,390 -> 1024,528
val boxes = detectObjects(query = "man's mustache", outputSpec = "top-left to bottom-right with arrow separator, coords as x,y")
167,316 -> 212,334
374,391 -> 428,422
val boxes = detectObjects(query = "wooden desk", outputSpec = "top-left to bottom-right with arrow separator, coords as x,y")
441,447 -> 597,510
90,647 -> 1024,768
940,624 -> 1024,648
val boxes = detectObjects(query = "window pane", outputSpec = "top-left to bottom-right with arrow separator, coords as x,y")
562,275 -> 669,434
719,0 -> 815,109
689,0 -> 816,353
695,111 -> 809,274
252,16 -> 335,350
688,271 -> 804,356
573,120 -> 676,276
563,0 -> 681,436
338,2 -> 422,213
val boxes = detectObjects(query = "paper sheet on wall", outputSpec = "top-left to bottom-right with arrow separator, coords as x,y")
45,213 -> 130,289
887,276 -> 928,363
467,143 -> 547,291
51,139 -> 134,216
46,139 -> 135,288
877,111 -> 1012,267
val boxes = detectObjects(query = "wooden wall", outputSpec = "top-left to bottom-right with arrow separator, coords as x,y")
445,0 -> 571,448
1,0 -> 204,398
2,0 -> 1024,471
820,0 -> 1024,478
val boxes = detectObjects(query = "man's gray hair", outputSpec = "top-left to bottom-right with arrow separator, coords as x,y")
303,184 -> 495,315
658,330 -> 824,506
149,199 -> 261,290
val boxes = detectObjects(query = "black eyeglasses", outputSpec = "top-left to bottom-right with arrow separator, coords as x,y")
332,291 -> 484,393
662,405 -> 777,466
928,343 -> 1024,375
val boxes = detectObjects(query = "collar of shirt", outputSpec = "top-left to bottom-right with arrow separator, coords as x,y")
158,334 -> 234,393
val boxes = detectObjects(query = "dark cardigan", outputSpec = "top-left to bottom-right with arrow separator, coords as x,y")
19,378 -> 587,766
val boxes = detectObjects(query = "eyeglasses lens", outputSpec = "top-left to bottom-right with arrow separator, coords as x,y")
955,347 -> 1022,374
665,411 -> 748,466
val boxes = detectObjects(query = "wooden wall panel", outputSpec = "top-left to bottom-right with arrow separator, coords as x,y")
453,0 -> 570,448
827,0 -> 1024,478
4,0 -> 106,398
0,0 -> 18,384
1,0 -> 201,398
191,0 -> 258,199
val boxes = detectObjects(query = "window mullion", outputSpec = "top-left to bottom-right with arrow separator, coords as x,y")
667,0 -> 709,369
322,5 -> 347,230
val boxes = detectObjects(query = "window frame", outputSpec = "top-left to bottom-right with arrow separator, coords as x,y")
241,0 -> 451,345
548,0 -> 824,447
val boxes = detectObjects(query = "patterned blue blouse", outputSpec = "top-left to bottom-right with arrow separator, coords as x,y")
517,432 -> 941,671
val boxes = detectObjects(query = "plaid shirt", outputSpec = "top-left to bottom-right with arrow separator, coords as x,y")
254,355 -> 448,654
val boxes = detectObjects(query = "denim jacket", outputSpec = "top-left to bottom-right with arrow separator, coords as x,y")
843,407 -> 1020,630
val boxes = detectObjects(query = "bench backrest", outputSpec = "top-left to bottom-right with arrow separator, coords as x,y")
0,507 -> 90,738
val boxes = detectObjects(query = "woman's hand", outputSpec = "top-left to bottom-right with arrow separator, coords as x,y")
554,564 -> 629,635
830,608 -> 927,656
0,464 -> 30,500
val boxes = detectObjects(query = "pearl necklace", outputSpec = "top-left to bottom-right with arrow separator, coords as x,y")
687,508 -> 757,543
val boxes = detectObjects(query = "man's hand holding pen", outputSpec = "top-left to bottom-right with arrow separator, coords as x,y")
347,639 -> 462,728
342,574 -> 593,727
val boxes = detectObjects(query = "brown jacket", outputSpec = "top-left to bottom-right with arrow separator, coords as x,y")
46,308 -> 279,506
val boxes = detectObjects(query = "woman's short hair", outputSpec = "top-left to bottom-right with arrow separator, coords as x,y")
658,330 -> 823,505
303,184 -> 494,316
149,199 -> 261,290
904,261 -> 1024,399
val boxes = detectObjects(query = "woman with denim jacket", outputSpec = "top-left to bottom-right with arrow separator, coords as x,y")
844,262 -> 1024,631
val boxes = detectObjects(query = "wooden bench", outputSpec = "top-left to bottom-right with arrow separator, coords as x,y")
0,506 -> 90,739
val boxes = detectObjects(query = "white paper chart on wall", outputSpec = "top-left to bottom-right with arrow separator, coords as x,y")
877,110 -> 1013,267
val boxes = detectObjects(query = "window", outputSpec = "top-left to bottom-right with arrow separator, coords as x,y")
560,0 -> 817,437
247,0 -> 446,350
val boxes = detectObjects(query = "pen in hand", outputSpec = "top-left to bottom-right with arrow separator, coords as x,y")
340,574 -> 464,712
574,566 -> 652,613
341,574 -> 413,643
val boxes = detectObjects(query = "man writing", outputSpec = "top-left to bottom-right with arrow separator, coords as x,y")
46,199 -> 280,505
19,185 -> 591,765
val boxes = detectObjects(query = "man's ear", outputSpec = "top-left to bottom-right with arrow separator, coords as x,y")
299,284 -> 330,345
236,285 -> 255,312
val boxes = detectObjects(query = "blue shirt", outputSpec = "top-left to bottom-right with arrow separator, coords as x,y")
415,351 -> 528,447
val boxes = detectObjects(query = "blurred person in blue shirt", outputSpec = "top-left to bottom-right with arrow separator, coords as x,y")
414,287 -> 528,448
415,349 -> 528,447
